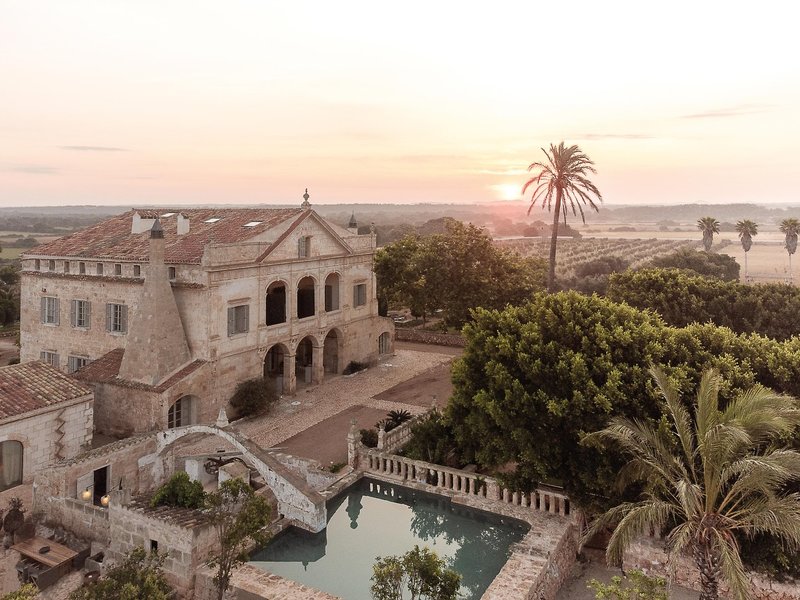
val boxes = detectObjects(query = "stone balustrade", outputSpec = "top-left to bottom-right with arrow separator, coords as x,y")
363,448 -> 573,519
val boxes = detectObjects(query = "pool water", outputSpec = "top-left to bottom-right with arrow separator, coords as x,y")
249,477 -> 529,599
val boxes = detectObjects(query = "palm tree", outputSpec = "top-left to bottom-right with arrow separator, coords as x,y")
584,368 -> 800,600
780,218 -> 800,281
522,142 -> 602,292
697,217 -> 720,252
734,220 -> 758,280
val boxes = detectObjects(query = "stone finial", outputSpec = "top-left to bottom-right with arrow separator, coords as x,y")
348,212 -> 358,229
301,188 -> 311,209
216,408 -> 229,428
150,218 -> 164,239
370,222 -> 375,234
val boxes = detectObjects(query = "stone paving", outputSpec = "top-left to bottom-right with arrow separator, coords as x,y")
179,348 -> 455,458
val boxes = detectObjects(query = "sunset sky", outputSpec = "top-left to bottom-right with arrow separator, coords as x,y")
1,1 -> 798,207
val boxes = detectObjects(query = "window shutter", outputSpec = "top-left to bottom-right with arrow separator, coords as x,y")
120,305 -> 128,333
70,300 -> 77,327
244,306 -> 250,332
85,302 -> 91,329
353,286 -> 359,306
333,283 -> 339,310
41,297 -> 47,323
40,351 -> 46,361
54,299 -> 60,325
227,307 -> 234,336
106,303 -> 113,331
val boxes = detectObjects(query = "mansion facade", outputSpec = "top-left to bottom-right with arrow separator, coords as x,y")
20,198 -> 394,436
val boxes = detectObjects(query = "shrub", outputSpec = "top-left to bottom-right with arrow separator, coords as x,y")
588,570 -> 667,599
230,377 -> 277,418
403,410 -> 458,466
360,428 -> 378,448
69,547 -> 173,600
2,584 -> 37,600
343,361 -> 368,375
150,472 -> 206,509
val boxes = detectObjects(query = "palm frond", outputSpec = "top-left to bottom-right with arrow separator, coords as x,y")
713,529 -> 750,600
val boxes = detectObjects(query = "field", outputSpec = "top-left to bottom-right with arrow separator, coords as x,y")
497,237 -> 700,278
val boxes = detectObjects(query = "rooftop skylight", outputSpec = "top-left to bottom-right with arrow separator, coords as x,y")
243,221 -> 263,227
161,212 -> 176,218
203,217 -> 221,223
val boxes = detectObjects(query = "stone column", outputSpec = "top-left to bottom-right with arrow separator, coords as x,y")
347,418 -> 359,469
285,353 -> 297,394
312,344 -> 324,384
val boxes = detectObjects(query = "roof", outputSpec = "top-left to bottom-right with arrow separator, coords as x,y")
26,208 -> 303,264
73,348 -> 207,393
0,362 -> 92,421
126,494 -> 210,529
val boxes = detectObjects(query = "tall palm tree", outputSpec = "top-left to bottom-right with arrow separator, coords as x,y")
522,142 -> 602,292
734,220 -> 758,280
697,217 -> 720,252
780,218 -> 800,281
584,368 -> 800,600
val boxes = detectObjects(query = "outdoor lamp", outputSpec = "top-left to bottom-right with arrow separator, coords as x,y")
100,494 -> 110,507
81,488 -> 92,502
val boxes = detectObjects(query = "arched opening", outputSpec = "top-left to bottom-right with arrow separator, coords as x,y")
297,276 -> 316,319
324,330 -> 340,374
264,344 -> 287,394
167,396 -> 197,428
324,273 -> 340,312
378,332 -> 391,355
266,281 -> 287,325
296,336 -> 315,386
0,440 -> 23,491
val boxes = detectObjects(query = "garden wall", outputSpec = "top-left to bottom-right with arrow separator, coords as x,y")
394,329 -> 465,347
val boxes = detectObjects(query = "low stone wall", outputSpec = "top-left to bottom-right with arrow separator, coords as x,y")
624,536 -> 800,600
194,564 -> 341,600
395,329 -> 465,347
377,410 -> 429,454
269,452 -> 351,492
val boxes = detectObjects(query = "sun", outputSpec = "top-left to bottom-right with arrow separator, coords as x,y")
490,183 -> 522,201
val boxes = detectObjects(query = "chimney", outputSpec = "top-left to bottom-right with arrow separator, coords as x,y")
177,213 -> 190,235
131,211 -> 156,234
118,219 -> 191,386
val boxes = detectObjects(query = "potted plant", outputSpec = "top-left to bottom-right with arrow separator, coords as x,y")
3,497 -> 26,547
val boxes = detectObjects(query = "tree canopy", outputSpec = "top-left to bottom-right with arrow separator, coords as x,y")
647,248 -> 739,281
374,220 -> 546,327
607,268 -> 800,340
446,292 -> 800,509
697,217 -> 720,252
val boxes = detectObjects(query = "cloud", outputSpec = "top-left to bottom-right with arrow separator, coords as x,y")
681,104 -> 772,119
2,164 -> 59,175
59,145 -> 129,152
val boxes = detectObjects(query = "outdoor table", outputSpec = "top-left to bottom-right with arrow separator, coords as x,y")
12,536 -> 78,569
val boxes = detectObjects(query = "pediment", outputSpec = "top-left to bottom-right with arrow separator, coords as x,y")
255,211 -> 353,263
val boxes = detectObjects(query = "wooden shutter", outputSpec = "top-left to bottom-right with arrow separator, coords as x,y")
243,306 -> 249,332
106,304 -> 113,331
227,307 -> 235,336
120,305 -> 128,333
70,300 -> 77,327
85,301 -> 91,329
54,298 -> 60,325
41,297 -> 47,323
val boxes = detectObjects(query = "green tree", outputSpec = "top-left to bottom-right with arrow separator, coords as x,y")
150,471 -> 206,509
780,217 -> 800,280
588,569 -> 667,600
375,221 -> 545,327
584,369 -> 800,600
523,142 -> 602,292
446,291 -> 800,509
697,217 -> 720,252
735,219 -> 758,279
206,477 -> 271,600
1,585 -> 38,600
69,547 -> 173,600
649,247 -> 739,281
371,545 -> 461,600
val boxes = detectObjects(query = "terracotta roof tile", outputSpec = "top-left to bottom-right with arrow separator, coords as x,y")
73,348 -> 207,393
26,208 -> 303,265
0,362 -> 92,420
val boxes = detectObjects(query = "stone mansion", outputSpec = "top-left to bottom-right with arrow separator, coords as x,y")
20,198 -> 394,436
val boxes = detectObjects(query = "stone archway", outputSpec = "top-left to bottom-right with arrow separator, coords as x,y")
157,425 -> 326,532
264,343 -> 288,394
266,281 -> 287,325
295,336 -> 315,386
323,329 -> 341,374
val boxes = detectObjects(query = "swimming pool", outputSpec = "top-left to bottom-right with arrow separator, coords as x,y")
249,477 -> 529,599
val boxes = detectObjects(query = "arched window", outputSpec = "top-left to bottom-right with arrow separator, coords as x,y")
266,281 -> 287,325
297,277 -> 316,319
168,396 -> 195,428
324,273 -> 340,312
0,441 -> 23,491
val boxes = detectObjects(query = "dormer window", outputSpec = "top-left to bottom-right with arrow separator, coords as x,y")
298,236 -> 311,258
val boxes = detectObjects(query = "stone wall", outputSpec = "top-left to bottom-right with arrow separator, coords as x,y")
194,564 -> 342,600
624,536 -> 800,600
0,396 -> 92,485
395,329 -> 466,347
268,452 -> 349,492
33,434 -> 164,544
377,410 -> 428,454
